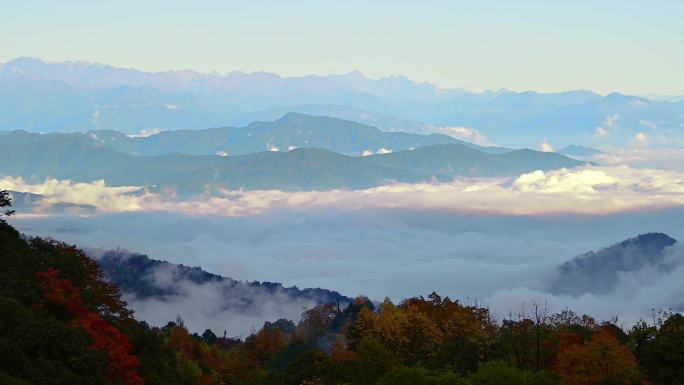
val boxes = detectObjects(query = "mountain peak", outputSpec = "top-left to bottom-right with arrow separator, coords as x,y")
603,92 -> 639,103
344,70 -> 367,79
5,56 -> 45,66
3,57 -> 110,70
622,232 -> 677,250
275,112 -> 367,127
553,232 -> 678,296
279,111 -> 309,120
2,57 -> 48,73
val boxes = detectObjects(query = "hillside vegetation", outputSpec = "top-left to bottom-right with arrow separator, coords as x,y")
0,128 -> 584,195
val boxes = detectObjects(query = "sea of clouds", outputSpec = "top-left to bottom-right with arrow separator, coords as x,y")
4,165 -> 684,216
5,164 -> 684,332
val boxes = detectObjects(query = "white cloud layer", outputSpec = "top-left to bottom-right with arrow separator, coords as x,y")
424,125 -> 493,146
589,147 -> 684,171
1,177 -> 151,212
4,166 -> 684,217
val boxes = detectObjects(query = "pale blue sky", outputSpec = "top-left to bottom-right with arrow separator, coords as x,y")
1,0 -> 683,94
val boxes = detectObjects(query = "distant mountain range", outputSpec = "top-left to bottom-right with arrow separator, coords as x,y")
552,233 -> 680,296
0,115 -> 586,195
2,57 -> 683,148
0,113 -> 507,157
0,57 -> 445,98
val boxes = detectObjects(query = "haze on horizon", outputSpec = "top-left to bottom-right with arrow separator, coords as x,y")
2,0 -> 683,96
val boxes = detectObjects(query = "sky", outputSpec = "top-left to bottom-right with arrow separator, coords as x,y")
1,0 -> 683,95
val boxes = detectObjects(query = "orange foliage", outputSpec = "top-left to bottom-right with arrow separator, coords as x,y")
401,293 -> 496,362
346,294 -> 496,369
245,328 -> 287,366
167,323 -> 237,384
555,330 -> 584,348
555,328 -> 640,385
37,268 -> 144,385
327,333 -> 354,362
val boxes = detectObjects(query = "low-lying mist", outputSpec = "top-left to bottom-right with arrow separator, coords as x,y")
5,164 -> 684,332
9,205 -> 684,332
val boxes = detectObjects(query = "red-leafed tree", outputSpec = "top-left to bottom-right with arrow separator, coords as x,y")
554,327 -> 641,385
37,268 -> 144,385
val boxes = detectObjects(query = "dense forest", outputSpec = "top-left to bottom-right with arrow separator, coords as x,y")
1,190 -> 682,385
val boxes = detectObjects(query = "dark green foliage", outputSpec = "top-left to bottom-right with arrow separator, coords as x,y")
467,361 -> 556,385
328,337 -> 399,385
377,367 -> 471,385
266,339 -> 318,372
263,319 -> 297,335
1,189 -> 15,217
630,313 -> 684,385
0,297 -> 107,384
0,221 -> 41,305
0,372 -> 34,385
282,350 -> 329,385
202,329 -> 219,345
118,321 -> 185,385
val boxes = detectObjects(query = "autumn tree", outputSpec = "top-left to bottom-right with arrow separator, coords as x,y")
245,327 -> 288,366
37,268 -> 144,385
499,318 -> 537,370
166,320 -> 239,384
498,301 -> 556,372
355,299 -> 435,364
345,298 -> 381,350
554,327 -> 641,385
296,303 -> 340,340
32,240 -> 132,320
403,293 -> 497,372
